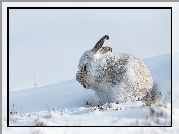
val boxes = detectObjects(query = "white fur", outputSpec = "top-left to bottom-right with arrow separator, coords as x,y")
76,36 -> 155,105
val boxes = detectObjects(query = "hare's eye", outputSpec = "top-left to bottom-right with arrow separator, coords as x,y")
84,65 -> 87,71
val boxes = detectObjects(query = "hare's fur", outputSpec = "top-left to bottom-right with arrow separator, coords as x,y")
76,35 -> 156,105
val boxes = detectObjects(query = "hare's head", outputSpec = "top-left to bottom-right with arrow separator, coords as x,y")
76,35 -> 111,88
78,35 -> 110,72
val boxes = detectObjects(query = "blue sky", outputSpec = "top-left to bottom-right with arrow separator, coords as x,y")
9,9 -> 171,89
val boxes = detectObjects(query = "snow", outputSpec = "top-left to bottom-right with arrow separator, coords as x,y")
9,79 -> 100,114
2,53 -> 179,134
143,54 -> 171,80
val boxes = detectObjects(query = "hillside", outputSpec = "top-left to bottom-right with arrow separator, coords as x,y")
2,53 -> 179,133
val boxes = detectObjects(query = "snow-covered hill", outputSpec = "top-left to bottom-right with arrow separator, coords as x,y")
9,79 -> 100,114
8,53 -> 172,114
2,53 -> 179,133
143,54 -> 171,80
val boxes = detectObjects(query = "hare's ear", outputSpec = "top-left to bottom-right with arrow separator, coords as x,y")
92,35 -> 109,53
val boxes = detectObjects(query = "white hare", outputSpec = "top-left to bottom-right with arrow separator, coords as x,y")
76,35 -> 156,105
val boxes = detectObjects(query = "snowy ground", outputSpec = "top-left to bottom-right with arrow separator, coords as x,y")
2,53 -> 179,134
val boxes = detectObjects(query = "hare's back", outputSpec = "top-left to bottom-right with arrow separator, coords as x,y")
95,53 -> 131,85
98,53 -> 153,88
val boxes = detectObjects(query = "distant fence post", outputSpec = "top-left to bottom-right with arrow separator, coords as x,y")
33,74 -> 37,87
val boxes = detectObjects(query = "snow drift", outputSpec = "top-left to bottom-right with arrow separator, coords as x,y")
5,53 -> 173,127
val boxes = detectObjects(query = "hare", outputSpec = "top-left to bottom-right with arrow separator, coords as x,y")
76,35 -> 156,105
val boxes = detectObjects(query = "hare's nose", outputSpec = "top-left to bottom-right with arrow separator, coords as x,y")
81,64 -> 87,72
